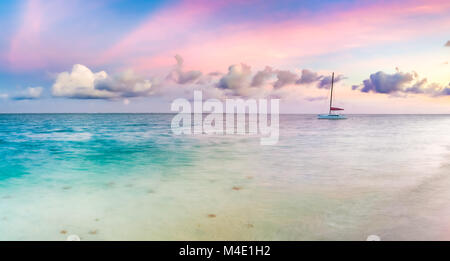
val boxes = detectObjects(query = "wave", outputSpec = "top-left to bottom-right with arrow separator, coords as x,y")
26,132 -> 92,142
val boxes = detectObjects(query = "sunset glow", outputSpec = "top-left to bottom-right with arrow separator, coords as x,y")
1,0 -> 449,113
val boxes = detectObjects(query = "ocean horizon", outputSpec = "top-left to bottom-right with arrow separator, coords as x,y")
1,113 -> 450,115
1,114 -> 449,240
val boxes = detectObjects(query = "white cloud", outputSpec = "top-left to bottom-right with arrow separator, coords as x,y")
12,87 -> 43,100
218,63 -> 252,91
52,64 -> 116,99
95,69 -> 154,97
52,64 -> 155,99
0,94 -> 8,99
216,63 -> 267,97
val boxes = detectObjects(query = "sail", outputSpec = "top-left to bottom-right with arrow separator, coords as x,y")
318,72 -> 346,119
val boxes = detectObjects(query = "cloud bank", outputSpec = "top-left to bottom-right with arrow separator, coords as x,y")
352,71 -> 450,97
51,55 -> 341,101
29,57 -> 450,103
215,63 -> 343,97
52,64 -> 154,99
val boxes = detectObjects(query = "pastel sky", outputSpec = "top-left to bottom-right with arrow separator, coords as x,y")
1,0 -> 450,113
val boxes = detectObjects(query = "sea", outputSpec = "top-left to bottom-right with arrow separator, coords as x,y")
0,114 -> 449,240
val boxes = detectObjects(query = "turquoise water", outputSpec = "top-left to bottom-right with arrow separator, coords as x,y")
1,114 -> 450,240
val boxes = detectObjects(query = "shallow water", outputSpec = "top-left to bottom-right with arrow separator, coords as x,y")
0,114 -> 449,240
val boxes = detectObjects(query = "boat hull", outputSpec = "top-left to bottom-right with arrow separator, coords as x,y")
317,114 -> 347,120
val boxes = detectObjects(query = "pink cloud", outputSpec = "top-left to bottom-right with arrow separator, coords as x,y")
6,0 -> 102,71
97,0 -> 241,67
8,0 -> 46,70
6,0 -> 450,75
97,0 -> 450,73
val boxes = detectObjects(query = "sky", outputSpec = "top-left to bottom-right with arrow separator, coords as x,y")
0,0 -> 450,113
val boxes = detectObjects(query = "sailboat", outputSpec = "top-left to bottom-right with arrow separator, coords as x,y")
317,72 -> 346,119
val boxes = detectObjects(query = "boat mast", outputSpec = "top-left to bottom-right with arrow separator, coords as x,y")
329,72 -> 334,115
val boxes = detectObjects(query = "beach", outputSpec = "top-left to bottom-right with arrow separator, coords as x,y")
0,114 -> 449,240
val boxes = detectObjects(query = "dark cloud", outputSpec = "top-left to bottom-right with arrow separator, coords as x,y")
317,74 -> 344,89
216,63 -> 343,97
440,87 -> 450,95
296,69 -> 322,84
251,66 -> 274,87
219,64 -> 342,91
217,63 -> 252,90
404,78 -> 428,94
273,70 -> 298,88
166,54 -> 202,84
208,71 -> 223,77
252,67 -> 332,89
353,70 -> 450,96
354,71 -> 414,93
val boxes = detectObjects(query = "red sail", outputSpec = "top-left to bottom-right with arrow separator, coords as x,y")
330,107 -> 344,111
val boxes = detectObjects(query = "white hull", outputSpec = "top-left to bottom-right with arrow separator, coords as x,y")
317,114 -> 347,120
